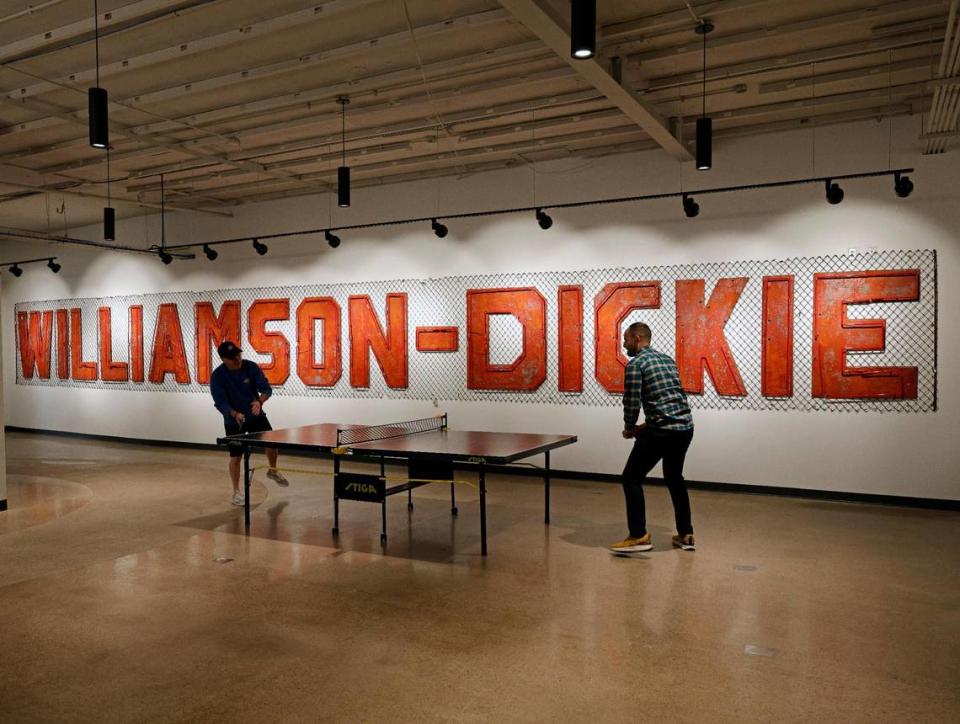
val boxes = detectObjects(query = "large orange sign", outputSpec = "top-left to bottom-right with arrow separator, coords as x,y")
13,251 -> 937,412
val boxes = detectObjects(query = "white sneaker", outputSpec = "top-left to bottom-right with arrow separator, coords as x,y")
266,469 -> 289,487
231,491 -> 245,506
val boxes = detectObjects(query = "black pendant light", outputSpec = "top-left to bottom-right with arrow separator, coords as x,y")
337,96 -> 350,207
695,21 -> 714,171
571,0 -> 596,59
88,0 -> 108,149
157,174 -> 173,263
103,147 -> 115,240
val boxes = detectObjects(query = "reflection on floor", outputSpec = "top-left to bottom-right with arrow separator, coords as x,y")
1,431 -> 958,722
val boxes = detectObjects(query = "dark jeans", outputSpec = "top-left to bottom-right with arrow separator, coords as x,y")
621,427 -> 694,538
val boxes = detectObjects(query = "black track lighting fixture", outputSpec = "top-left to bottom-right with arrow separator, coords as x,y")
432,218 -> 448,238
894,171 -> 914,198
825,180 -> 844,205
203,244 -> 218,261
337,96 -> 351,208
47,258 -> 61,273
571,0 -> 596,59
158,250 -> 173,265
536,208 -> 553,230
252,238 -> 268,255
88,0 -> 108,149
683,193 -> 700,218
9,264 -> 23,277
695,21 -> 715,171
325,230 -> 341,248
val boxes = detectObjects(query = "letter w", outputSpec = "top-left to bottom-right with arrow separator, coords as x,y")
17,310 -> 54,379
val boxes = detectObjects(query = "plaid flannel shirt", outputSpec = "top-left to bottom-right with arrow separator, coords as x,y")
623,346 -> 694,431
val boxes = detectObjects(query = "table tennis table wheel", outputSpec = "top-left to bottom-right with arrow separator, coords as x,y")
331,527 -> 339,536
451,507 -> 458,516
407,502 -> 414,511
380,533 -> 387,545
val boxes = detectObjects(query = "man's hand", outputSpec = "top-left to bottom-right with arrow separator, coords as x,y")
622,423 -> 646,439
250,400 -> 262,416
232,411 -> 246,427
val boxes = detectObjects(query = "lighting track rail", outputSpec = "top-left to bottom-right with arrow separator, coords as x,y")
159,168 -> 914,258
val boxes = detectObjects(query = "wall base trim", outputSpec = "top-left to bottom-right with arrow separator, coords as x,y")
6,426 -> 958,511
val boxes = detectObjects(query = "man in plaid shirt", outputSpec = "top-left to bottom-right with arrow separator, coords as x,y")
610,322 -> 696,554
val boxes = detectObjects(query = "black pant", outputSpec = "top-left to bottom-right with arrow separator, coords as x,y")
621,427 -> 694,538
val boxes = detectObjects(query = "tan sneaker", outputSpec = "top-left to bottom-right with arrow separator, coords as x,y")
266,469 -> 289,487
672,533 -> 695,551
609,533 -> 653,553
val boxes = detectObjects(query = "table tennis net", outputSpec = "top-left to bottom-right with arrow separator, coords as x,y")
336,414 -> 447,447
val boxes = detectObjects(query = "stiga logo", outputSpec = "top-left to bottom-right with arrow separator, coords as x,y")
335,474 -> 384,502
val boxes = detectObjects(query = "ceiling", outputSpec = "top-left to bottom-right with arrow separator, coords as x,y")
0,0 -> 956,233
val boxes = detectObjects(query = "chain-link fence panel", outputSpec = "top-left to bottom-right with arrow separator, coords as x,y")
14,249 -> 936,412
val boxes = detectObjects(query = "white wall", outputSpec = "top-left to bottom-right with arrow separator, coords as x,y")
3,116 -> 958,500
0,275 -> 6,507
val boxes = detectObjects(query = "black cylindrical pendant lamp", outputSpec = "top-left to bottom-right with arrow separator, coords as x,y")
696,117 -> 712,171
338,165 -> 350,207
571,0 -> 596,59
103,206 -> 115,240
88,87 -> 109,149
695,21 -> 714,171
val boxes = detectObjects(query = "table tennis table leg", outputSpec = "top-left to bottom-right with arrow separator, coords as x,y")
544,449 -> 551,525
332,456 -> 340,537
381,500 -> 388,545
479,462 -> 487,556
450,483 -> 458,516
243,448 -> 251,529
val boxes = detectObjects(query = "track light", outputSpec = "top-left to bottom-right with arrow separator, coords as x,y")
570,0 -> 596,59
203,244 -> 218,261
9,264 -> 22,277
432,218 -> 448,238
825,180 -> 844,205
47,259 -> 61,273
894,171 -> 914,198
252,238 -> 268,255
158,250 -> 173,265
325,230 -> 341,248
103,206 -> 115,241
683,194 -> 700,218
536,208 -> 553,230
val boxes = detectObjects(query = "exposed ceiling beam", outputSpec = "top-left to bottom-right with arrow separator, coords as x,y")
0,165 -> 233,216
601,0 -> 779,42
626,0 -> 947,63
0,40 -> 553,162
496,0 -> 691,160
1,0 -> 380,103
644,30 -> 944,90
0,0 -> 220,65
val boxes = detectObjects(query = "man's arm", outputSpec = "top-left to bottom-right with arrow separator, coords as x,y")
622,359 -> 644,434
249,362 -> 273,414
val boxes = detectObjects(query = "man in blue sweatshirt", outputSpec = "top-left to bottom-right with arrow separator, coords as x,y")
210,341 -> 289,506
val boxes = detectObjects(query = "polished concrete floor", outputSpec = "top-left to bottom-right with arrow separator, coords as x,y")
0,431 -> 958,723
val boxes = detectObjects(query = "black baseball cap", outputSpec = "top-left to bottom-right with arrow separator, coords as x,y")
218,341 -> 242,359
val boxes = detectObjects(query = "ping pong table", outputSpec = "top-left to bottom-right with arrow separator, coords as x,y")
217,414 -> 577,555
